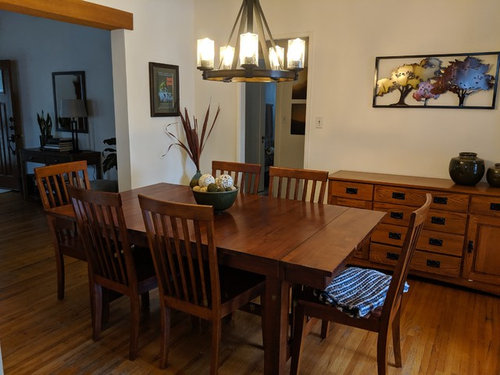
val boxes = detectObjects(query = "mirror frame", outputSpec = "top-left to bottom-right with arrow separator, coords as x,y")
52,71 -> 88,133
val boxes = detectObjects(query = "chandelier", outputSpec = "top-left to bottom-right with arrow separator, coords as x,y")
196,0 -> 305,83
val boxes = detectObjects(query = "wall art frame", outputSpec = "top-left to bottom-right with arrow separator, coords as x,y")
373,52 -> 500,109
149,62 -> 179,117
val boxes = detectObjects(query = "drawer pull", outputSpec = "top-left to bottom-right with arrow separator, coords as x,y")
431,216 -> 446,225
388,232 -> 402,240
392,192 -> 406,200
467,240 -> 474,253
428,238 -> 443,247
433,196 -> 448,205
390,212 -> 404,220
490,203 -> 500,211
386,252 -> 399,260
426,259 -> 441,268
345,187 -> 358,195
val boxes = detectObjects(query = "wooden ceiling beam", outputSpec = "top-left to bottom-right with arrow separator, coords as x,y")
0,0 -> 133,30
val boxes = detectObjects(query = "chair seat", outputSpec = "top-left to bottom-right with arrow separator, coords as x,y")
314,267 -> 409,318
219,266 -> 265,303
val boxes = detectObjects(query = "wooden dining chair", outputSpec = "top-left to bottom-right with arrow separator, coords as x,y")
68,186 -> 157,360
34,160 -> 90,300
138,194 -> 265,374
212,160 -> 261,194
268,166 -> 329,203
290,194 -> 432,375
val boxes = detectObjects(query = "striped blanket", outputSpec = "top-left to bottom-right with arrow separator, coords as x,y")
315,267 -> 409,318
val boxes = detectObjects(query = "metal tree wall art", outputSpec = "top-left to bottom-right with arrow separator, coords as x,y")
373,52 -> 500,109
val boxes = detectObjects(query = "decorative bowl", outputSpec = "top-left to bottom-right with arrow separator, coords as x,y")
192,188 -> 238,212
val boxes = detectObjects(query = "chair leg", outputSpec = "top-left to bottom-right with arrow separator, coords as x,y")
129,295 -> 141,360
320,320 -> 330,339
377,329 -> 389,375
159,306 -> 171,369
210,318 -> 222,375
392,308 -> 403,368
290,304 -> 307,375
141,292 -> 150,312
55,250 -> 65,300
91,283 -> 103,341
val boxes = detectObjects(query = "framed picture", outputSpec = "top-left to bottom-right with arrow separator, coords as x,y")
149,62 -> 179,117
373,52 -> 500,109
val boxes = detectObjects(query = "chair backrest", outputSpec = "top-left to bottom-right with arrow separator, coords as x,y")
34,161 -> 90,209
268,166 -> 329,203
212,160 -> 261,194
382,193 -> 432,320
139,194 -> 220,315
68,186 -> 137,289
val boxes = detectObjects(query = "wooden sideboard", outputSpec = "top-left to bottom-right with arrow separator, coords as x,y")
20,148 -> 102,200
329,170 -> 500,295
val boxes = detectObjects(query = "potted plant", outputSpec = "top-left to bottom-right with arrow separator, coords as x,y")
102,137 -> 117,174
37,111 -> 52,147
164,104 -> 220,186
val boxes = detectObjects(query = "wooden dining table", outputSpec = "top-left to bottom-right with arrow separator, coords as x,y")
48,182 -> 385,375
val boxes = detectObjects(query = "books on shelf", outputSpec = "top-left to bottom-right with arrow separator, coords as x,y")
43,138 -> 73,152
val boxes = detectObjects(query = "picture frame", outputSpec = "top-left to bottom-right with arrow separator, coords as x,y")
373,52 -> 500,109
149,62 -> 180,117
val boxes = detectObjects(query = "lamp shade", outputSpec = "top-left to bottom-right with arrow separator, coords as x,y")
60,99 -> 87,118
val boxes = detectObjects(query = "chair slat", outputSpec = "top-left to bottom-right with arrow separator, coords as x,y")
268,166 -> 329,203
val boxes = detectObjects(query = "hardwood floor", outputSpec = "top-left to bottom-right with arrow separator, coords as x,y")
1,191 -> 499,374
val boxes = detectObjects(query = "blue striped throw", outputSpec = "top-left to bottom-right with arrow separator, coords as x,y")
315,267 -> 409,318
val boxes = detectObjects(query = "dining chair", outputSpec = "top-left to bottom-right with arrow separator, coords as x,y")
290,194 -> 432,375
212,160 -> 262,194
268,166 -> 329,203
138,194 -> 265,374
34,160 -> 90,300
68,186 -> 157,360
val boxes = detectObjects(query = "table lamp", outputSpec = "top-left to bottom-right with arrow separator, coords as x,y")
60,99 -> 87,153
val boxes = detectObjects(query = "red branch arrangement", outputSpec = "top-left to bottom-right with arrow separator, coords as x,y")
164,105 -> 220,171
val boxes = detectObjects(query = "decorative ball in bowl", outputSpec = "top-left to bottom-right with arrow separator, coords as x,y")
192,173 -> 238,212
192,188 -> 238,212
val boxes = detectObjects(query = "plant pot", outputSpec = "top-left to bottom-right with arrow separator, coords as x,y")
449,152 -> 485,186
190,170 -> 202,188
486,163 -> 500,187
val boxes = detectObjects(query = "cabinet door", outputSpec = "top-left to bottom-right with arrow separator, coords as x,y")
463,215 -> 500,285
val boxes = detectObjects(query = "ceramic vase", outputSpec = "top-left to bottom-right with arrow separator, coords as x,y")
449,152 -> 485,186
486,163 -> 500,187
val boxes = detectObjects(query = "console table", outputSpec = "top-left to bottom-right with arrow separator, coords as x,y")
20,148 -> 102,200
329,170 -> 500,295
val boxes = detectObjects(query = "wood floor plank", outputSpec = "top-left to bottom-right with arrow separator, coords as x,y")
0,191 -> 499,374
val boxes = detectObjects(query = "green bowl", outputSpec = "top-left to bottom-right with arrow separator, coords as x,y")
192,188 -> 238,212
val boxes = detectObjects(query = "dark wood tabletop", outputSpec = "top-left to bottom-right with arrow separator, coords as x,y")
47,182 -> 385,375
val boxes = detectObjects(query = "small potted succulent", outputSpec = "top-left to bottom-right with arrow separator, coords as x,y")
37,111 -> 53,147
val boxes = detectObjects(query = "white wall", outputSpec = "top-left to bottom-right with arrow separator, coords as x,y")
193,0 -> 500,179
0,10 -> 116,180
90,0 -> 196,190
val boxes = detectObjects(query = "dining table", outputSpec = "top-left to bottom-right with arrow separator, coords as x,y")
48,182 -> 386,375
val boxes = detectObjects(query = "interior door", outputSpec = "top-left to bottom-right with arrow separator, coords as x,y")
0,60 -> 22,190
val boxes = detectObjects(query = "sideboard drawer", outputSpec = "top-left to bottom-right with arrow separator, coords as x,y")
370,243 -> 461,277
330,181 -> 373,201
424,210 -> 467,234
371,224 -> 408,247
374,186 -> 428,207
417,229 -> 464,257
330,196 -> 373,209
470,195 -> 500,217
373,202 -> 414,226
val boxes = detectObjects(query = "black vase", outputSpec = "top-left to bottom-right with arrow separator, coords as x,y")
449,152 -> 485,186
486,163 -> 500,187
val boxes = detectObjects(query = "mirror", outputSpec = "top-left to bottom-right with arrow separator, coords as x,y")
52,71 -> 88,133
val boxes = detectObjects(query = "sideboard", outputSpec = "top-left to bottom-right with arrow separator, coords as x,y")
329,170 -> 500,295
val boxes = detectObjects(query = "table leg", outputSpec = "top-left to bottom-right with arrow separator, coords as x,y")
262,277 -> 290,375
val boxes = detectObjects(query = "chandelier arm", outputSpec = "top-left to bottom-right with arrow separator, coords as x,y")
254,7 -> 271,70
232,3 -> 248,69
254,0 -> 283,68
219,1 -> 244,69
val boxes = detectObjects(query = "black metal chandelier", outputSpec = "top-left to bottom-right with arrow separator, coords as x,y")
196,0 -> 305,83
